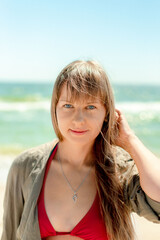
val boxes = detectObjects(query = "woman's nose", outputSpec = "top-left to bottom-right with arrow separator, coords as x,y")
72,109 -> 85,123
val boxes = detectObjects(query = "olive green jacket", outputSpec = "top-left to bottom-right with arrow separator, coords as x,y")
1,139 -> 160,240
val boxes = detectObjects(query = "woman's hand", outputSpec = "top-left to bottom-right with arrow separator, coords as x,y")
114,109 -> 135,151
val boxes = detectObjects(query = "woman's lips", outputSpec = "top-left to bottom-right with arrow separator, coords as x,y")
70,129 -> 88,135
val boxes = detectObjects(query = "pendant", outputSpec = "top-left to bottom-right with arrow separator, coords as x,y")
73,193 -> 78,202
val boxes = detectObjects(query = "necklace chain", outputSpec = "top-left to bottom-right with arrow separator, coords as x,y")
58,150 -> 93,202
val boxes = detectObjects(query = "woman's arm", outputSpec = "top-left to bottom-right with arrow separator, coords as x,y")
115,109 -> 160,202
1,156 -> 24,240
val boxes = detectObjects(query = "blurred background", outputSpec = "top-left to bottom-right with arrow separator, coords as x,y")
0,0 -> 160,239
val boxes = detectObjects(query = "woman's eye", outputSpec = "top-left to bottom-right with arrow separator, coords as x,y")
64,104 -> 73,108
87,105 -> 96,110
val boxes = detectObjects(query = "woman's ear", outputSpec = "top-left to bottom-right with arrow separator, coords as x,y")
104,117 -> 108,122
104,113 -> 109,122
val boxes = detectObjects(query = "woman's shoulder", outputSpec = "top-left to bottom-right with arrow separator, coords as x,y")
113,146 -> 134,167
113,146 -> 138,182
9,139 -> 59,177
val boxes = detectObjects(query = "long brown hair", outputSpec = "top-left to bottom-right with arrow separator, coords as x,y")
51,60 -> 134,240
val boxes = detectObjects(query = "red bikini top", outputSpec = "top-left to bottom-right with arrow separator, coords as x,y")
37,143 -> 109,240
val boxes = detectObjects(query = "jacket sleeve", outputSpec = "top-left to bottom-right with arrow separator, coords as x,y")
124,173 -> 160,223
1,155 -> 25,240
115,146 -> 160,223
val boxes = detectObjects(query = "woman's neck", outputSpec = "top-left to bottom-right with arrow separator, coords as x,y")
57,140 -> 95,170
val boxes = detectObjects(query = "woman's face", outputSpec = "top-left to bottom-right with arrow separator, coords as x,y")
56,84 -> 106,146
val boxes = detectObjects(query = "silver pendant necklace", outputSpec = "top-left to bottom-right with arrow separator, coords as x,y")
58,150 -> 93,203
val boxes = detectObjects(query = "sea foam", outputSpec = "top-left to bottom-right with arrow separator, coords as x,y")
0,100 -> 160,113
0,100 -> 50,112
116,102 -> 160,113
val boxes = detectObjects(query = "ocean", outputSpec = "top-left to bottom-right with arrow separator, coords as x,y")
0,82 -> 160,183
0,82 -> 160,154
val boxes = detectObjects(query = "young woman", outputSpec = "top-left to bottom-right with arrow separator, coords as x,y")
1,60 -> 160,240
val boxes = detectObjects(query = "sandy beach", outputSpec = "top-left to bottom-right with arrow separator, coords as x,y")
0,155 -> 159,239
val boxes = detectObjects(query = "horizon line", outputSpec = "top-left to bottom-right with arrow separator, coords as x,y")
0,80 -> 160,86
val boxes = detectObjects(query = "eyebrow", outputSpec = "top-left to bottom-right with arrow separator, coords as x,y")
59,100 -> 72,102
59,99 -> 100,104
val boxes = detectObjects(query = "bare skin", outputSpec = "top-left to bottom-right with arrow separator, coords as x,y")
46,236 -> 83,240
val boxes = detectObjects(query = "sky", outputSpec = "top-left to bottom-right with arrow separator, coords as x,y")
0,0 -> 160,84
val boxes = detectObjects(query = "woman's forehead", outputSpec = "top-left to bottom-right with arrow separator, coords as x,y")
59,83 -> 103,103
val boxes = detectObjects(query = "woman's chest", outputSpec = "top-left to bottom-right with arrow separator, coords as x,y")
44,160 -> 97,232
